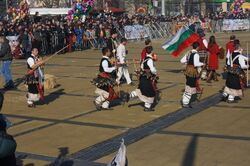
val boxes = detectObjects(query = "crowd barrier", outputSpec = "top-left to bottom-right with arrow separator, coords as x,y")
222,19 -> 250,31
119,22 -> 173,41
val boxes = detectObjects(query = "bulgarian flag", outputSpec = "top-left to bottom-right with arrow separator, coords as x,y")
162,26 -> 199,57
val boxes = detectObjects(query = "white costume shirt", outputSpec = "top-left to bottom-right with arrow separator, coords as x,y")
180,49 -> 204,67
27,55 -> 37,68
231,51 -> 249,69
101,56 -> 116,73
141,54 -> 157,75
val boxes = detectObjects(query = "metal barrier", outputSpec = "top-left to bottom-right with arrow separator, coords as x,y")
114,22 -> 173,41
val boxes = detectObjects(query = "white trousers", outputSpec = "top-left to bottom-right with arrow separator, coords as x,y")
95,96 -> 110,108
27,93 -> 40,105
130,90 -> 151,109
116,66 -> 132,85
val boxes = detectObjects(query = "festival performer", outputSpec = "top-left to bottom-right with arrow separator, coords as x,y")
106,30 -> 118,57
116,38 -> 133,85
226,35 -> 236,66
140,39 -> 158,63
181,42 -> 204,108
197,29 -> 208,81
222,40 -> 248,103
92,47 -> 118,110
128,46 -> 158,112
25,48 -> 44,108
207,36 -> 220,83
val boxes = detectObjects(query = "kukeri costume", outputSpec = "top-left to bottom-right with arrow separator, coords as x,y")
181,50 -> 204,107
222,50 -> 248,102
25,55 -> 44,106
197,36 -> 208,80
92,56 -> 118,109
129,54 -> 158,111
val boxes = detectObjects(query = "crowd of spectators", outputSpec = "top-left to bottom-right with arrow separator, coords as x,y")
0,9 -> 249,59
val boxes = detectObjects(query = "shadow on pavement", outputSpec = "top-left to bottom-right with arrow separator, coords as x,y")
181,134 -> 198,166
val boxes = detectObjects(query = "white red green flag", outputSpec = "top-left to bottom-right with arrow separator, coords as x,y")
162,26 -> 199,57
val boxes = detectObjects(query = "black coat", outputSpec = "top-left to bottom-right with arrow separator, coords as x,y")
0,39 -> 12,61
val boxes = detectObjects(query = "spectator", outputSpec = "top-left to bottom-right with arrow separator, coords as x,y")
207,35 -> 220,83
0,34 -> 14,90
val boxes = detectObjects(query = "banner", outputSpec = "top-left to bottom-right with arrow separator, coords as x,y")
223,19 -> 250,31
124,25 -> 150,40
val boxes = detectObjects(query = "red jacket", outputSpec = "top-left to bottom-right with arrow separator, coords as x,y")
226,41 -> 235,54
141,47 -> 147,62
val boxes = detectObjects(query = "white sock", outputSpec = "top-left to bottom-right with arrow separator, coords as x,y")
145,102 -> 151,109
95,95 -> 106,105
182,92 -> 192,105
102,101 -> 110,109
223,92 -> 228,98
228,95 -> 234,101
130,90 -> 138,98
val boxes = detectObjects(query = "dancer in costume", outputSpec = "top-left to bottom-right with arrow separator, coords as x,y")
181,42 -> 204,108
128,46 -> 158,112
92,47 -> 118,110
222,40 -> 248,103
25,48 -> 44,108
197,29 -> 208,82
140,39 -> 158,63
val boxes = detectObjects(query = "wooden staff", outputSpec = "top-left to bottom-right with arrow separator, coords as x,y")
133,58 -> 140,80
27,45 -> 69,75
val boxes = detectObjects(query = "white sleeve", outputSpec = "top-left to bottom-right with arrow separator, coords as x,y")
203,39 -> 208,49
116,45 -> 125,64
102,60 -> 116,73
226,50 -> 231,66
27,57 -> 35,68
194,53 -> 204,67
180,53 -> 188,64
239,55 -> 248,69
147,59 -> 157,75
